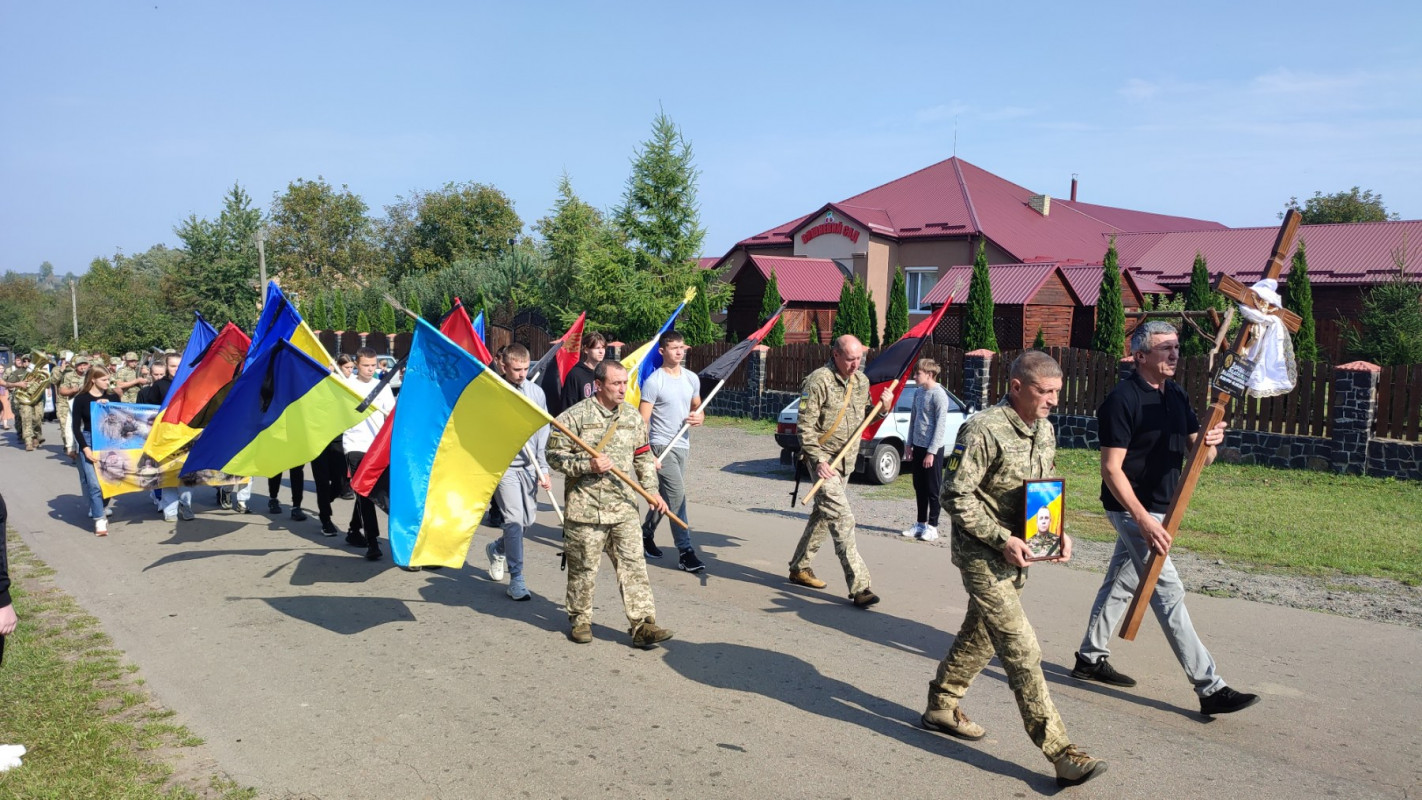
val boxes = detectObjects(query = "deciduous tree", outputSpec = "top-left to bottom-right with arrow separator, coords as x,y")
1281,187 -> 1399,224
267,177 -> 376,298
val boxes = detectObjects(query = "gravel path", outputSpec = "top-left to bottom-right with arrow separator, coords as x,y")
686,424 -> 1422,630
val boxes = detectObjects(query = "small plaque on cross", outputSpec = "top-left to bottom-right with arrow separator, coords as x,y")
1211,351 -> 1257,399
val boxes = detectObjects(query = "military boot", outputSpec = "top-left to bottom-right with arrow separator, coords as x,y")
789,568 -> 826,589
630,619 -> 673,649
1053,746 -> 1108,788
569,623 -> 592,644
920,706 -> 985,740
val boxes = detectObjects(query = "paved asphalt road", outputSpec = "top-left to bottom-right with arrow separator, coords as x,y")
3,440 -> 1420,799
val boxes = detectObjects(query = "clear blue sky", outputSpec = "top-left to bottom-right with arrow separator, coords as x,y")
3,0 -> 1419,277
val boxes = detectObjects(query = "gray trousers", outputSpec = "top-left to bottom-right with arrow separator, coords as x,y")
1078,510 -> 1225,697
494,465 -> 539,579
642,445 -> 691,552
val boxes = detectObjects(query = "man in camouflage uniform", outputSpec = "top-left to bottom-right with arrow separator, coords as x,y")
921,350 -> 1107,789
54,354 -> 89,459
113,351 -> 148,403
2,353 -> 46,451
787,335 -> 892,607
547,360 -> 673,648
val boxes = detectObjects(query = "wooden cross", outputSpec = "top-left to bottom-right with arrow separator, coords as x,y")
1118,209 -> 1303,640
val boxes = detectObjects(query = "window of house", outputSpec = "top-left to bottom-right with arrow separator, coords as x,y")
905,268 -> 938,312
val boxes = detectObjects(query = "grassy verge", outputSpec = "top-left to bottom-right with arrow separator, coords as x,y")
864,448 -> 1422,585
702,414 -> 779,436
0,539 -> 256,800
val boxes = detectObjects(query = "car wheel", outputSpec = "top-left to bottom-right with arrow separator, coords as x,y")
871,442 -> 901,484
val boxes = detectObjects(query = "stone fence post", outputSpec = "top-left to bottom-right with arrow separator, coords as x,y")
962,349 -> 994,411
1329,361 -> 1380,475
746,346 -> 768,418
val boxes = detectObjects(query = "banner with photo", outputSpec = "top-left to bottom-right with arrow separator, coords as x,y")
91,403 -> 248,499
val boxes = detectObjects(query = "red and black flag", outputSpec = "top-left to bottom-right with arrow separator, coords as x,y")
860,285 -> 960,440
697,304 -> 787,397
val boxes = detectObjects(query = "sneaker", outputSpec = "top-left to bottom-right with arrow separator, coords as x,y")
630,619 -> 673,649
486,540 -> 507,582
920,524 -> 939,541
901,523 -> 925,538
850,588 -> 881,608
1199,686 -> 1260,716
340,488 -> 355,500
345,531 -> 366,548
95,518 -> 108,536
217,488 -> 232,510
320,516 -> 339,536
267,498 -> 281,514
1071,653 -> 1138,688
103,501 -> 114,518
178,504 -> 195,521
788,568 -> 827,589
643,537 -> 663,559
1053,746 -> 1108,788
234,502 -> 249,514
290,507 -> 307,522
920,707 -> 986,741
569,623 -> 592,644
365,548 -> 383,562
164,513 -> 178,523
507,576 -> 531,601
677,549 -> 705,573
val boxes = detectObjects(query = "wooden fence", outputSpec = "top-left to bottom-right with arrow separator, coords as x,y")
987,348 -> 1119,415
763,343 -> 835,392
1173,357 -> 1334,438
684,342 -> 749,389
1375,363 -> 1422,441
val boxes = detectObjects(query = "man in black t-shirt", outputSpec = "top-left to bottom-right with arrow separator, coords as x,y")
1071,322 -> 1260,717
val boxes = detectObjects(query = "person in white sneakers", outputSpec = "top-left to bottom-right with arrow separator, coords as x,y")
903,358 -> 949,542
485,344 -> 551,601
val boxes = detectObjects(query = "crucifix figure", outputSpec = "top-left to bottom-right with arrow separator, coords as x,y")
1117,210 -> 1303,640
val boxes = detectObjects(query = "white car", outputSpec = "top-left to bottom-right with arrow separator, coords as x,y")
774,381 -> 971,484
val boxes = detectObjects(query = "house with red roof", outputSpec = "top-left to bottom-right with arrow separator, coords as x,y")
715,156 -> 1221,343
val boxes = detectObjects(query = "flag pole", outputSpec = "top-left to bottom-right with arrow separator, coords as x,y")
798,377 -> 901,505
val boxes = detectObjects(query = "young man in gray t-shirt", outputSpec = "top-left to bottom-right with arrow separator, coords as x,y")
639,331 -> 705,571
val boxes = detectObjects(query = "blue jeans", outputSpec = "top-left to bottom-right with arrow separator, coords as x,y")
642,445 -> 691,552
1078,511 -> 1225,697
76,457 -> 105,521
162,487 -> 192,517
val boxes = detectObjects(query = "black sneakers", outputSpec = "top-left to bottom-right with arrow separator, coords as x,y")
677,549 -> 705,573
320,516 -> 339,536
1200,686 -> 1260,716
643,538 -> 664,559
267,498 -> 281,514
1071,653 -> 1138,688
290,507 -> 307,522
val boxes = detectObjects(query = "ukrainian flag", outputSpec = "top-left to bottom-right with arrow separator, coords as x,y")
247,282 -> 332,369
389,318 -> 552,568
621,286 -> 695,408
183,339 -> 371,477
143,323 -> 251,462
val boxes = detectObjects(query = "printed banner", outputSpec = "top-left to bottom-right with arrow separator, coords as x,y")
91,403 -> 246,498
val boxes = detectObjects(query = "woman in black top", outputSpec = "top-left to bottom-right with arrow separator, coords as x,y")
72,365 -> 119,536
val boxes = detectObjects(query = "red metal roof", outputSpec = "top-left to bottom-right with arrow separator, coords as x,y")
744,255 -> 847,303
921,262 -> 1080,306
731,157 -> 1224,263
1115,220 -> 1422,287
1060,265 -> 1165,306
698,257 -> 720,270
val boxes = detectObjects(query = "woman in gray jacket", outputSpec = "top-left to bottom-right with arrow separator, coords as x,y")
903,359 -> 949,541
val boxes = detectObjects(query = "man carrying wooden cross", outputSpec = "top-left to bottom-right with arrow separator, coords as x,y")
1069,320 -> 1260,716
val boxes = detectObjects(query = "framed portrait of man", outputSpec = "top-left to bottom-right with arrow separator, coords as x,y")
1019,478 -> 1065,561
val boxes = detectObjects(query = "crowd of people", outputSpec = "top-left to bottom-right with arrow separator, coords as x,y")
2,319 -> 1267,788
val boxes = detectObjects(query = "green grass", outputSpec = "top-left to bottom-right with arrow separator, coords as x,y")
0,539 -> 257,800
702,414 -> 779,436
865,448 -> 1422,585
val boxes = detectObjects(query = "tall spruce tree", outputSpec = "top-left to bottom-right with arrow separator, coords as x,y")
831,278 -> 855,341
866,288 -> 880,347
378,302 -> 398,335
614,111 -> 707,306
332,291 -> 349,331
1282,239 -> 1318,361
760,269 -> 786,347
1091,237 -> 1126,356
309,293 -> 328,330
885,267 -> 910,343
355,308 -> 371,333
963,240 -> 998,351
1181,252 -> 1215,356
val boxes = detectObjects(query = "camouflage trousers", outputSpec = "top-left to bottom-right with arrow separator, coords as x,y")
927,557 -> 1071,762
16,402 -> 42,446
788,471 -> 871,594
55,398 -> 72,452
564,518 -> 656,628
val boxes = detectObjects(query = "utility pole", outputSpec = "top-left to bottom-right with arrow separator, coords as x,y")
70,279 -> 79,341
255,226 -> 268,312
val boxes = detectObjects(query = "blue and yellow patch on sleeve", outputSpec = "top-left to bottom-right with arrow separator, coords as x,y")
946,441 -> 966,473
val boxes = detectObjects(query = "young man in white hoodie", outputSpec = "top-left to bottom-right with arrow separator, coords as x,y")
343,348 -> 396,561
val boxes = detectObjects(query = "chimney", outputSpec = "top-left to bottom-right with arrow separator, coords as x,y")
1070,173 -> 1078,202
1028,194 -> 1051,216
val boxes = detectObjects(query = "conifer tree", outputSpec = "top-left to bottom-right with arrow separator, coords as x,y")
1033,327 -> 1046,348
1092,237 -> 1126,356
309,293 -> 328,330
963,241 -> 998,351
808,317 -> 821,345
866,287 -> 880,347
760,269 -> 785,347
885,267 -> 910,343
332,291 -> 349,330
355,308 -> 371,333
378,302 -> 398,335
1282,239 -> 1318,361
1182,252 -> 1213,356
681,272 -> 721,346
832,279 -> 855,341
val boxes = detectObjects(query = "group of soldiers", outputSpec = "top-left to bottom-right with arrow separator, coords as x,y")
2,349 -> 162,453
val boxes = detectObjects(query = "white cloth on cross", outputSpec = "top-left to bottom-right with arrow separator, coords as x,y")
1238,278 -> 1296,397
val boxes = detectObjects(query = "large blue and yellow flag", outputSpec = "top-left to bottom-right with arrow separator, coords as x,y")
183,339 -> 370,477
246,282 -> 332,369
389,318 -> 551,568
621,286 -> 695,407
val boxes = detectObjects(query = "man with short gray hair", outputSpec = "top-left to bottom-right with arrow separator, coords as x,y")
1071,321 -> 1259,717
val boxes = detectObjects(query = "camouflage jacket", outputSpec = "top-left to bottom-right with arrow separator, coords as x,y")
114,366 -> 141,403
943,399 -> 1056,567
3,366 -> 45,405
548,397 -> 659,525
57,367 -> 84,397
798,363 -> 878,471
